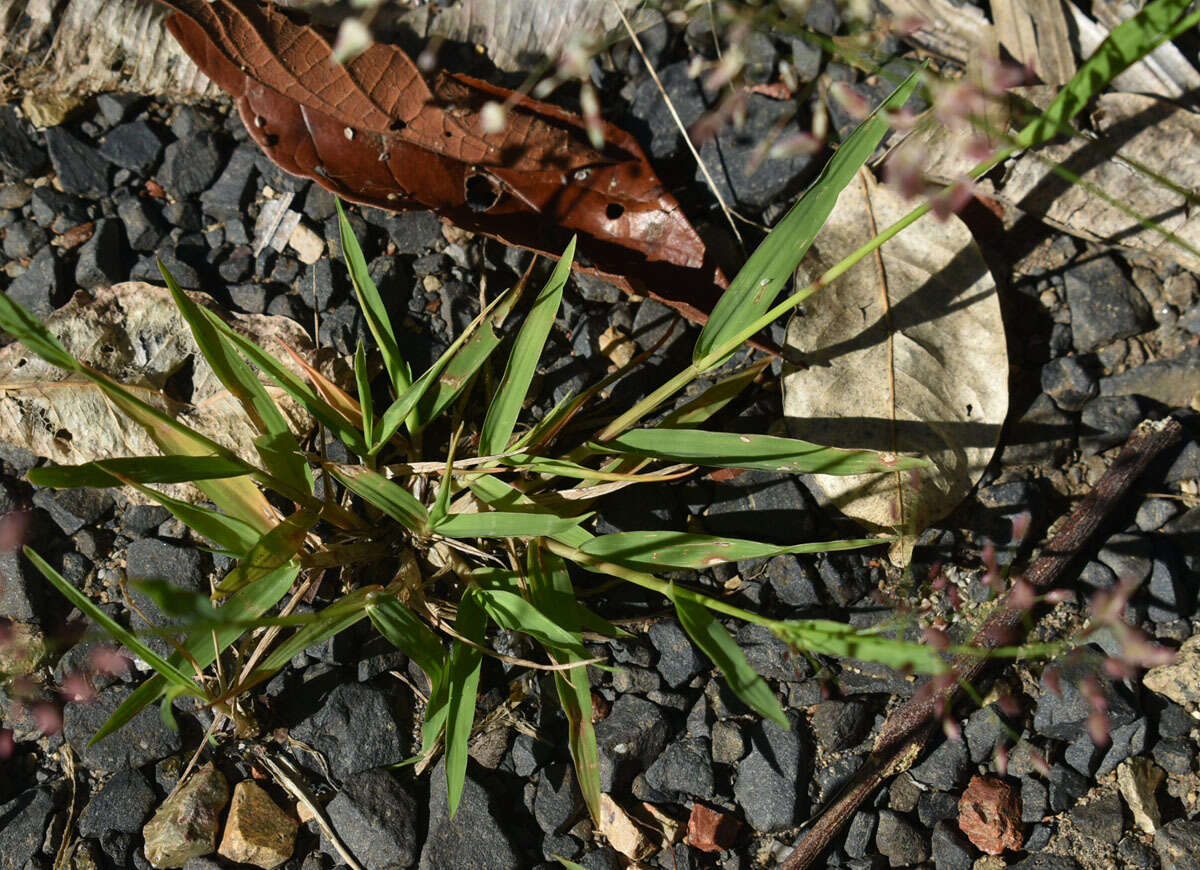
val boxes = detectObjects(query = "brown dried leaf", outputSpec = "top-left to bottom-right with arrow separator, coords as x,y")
0,283 -> 317,503
157,0 -> 727,326
781,170 -> 1007,563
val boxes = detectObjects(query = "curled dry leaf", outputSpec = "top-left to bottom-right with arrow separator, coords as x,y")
916,89 -> 1200,273
157,0 -> 727,326
782,170 -> 1007,563
0,282 -> 317,502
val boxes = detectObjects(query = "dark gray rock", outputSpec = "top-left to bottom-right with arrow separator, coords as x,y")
300,258 -> 340,311
1148,554 -> 1190,624
909,738 -> 970,791
1048,764 -> 1089,813
844,810 -> 876,860
0,107 -> 47,179
0,541 -> 52,624
1079,560 -> 1117,590
98,122 -> 163,175
158,134 -> 222,198
2,220 -> 47,260
419,759 -> 520,870
627,61 -> 707,161
199,146 -> 256,220
126,538 -> 205,588
45,127 -> 110,198
117,196 -> 164,252
533,761 -> 583,834
0,786 -> 57,869
646,620 -> 705,689
96,94 -> 141,126
917,789 -> 959,828
596,694 -> 669,792
1020,775 -> 1048,823
78,768 -> 155,837
644,737 -> 715,800
1068,790 -> 1123,844
1137,498 -> 1181,533
30,187 -> 90,232
1041,356 -> 1098,412
696,94 -> 815,210
746,554 -> 821,607
291,682 -> 405,780
1099,718 -> 1147,777
1064,735 -> 1103,776
134,250 -> 198,288
1080,395 -> 1144,455
321,767 -> 418,870
1097,534 -> 1153,584
74,218 -> 127,290
1155,818 -> 1200,870
610,9 -> 669,75
810,700 -> 871,752
6,246 -> 65,318
64,686 -> 181,772
1034,654 -> 1137,740
1118,836 -> 1158,869
736,622 -> 806,682
930,819 -> 973,870
31,488 -> 112,535
875,809 -> 929,867
1003,393 -> 1075,464
733,713 -> 807,832
319,303 -> 368,356
1152,735 -> 1195,775
963,704 -> 1009,764
1064,256 -> 1152,352
887,772 -> 921,813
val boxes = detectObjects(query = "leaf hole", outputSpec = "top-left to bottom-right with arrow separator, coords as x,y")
389,119 -> 407,132
605,203 -> 625,220
162,354 -> 196,405
464,173 -> 502,213
54,428 -> 72,445
14,358 -> 26,368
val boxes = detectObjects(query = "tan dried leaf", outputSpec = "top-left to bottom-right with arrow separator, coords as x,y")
0,282 -> 317,502
916,90 -> 1200,273
782,170 -> 1007,562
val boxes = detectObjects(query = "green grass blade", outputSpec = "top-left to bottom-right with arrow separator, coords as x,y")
26,547 -> 198,697
1016,0 -> 1200,149
28,455 -> 248,489
465,475 -> 594,549
119,477 -> 261,557
336,199 -> 411,395
243,586 -> 376,686
594,429 -> 930,475
375,282 -> 521,449
666,583 -> 786,727
161,261 -> 312,496
581,532 -> 887,571
193,305 -> 369,456
429,431 -> 459,529
129,579 -> 218,622
773,619 -> 948,673
409,291 -> 522,434
354,341 -> 376,449
658,359 -> 771,429
213,506 -> 317,597
365,593 -> 445,685
446,590 -> 486,818
527,544 -> 600,822
472,588 -> 588,658
693,66 -> 924,366
328,464 -> 429,533
479,238 -> 575,455
0,291 -> 79,371
91,565 -> 298,743
432,511 -> 587,540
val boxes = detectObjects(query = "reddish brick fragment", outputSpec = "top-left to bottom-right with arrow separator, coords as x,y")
958,774 -> 1024,855
686,803 -> 741,853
